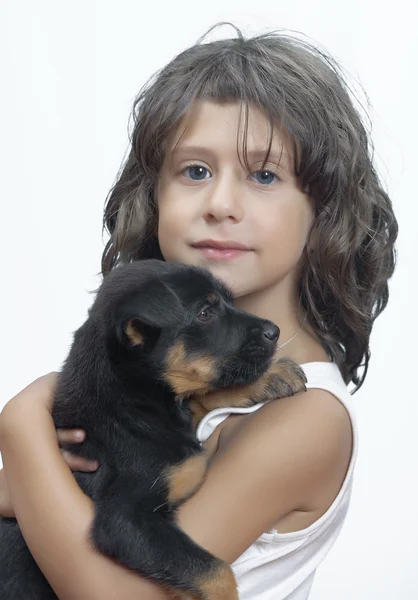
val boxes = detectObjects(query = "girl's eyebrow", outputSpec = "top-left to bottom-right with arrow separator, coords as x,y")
171,145 -> 213,158
246,149 -> 290,168
171,145 -> 290,168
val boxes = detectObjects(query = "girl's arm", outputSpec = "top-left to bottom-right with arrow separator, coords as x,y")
0,468 -> 13,517
0,374 -> 170,600
0,373 -> 352,600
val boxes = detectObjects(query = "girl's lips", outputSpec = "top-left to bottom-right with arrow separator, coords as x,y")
192,239 -> 250,251
191,240 -> 252,261
194,247 -> 250,260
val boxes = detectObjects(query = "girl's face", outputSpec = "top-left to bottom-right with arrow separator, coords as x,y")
157,100 -> 314,300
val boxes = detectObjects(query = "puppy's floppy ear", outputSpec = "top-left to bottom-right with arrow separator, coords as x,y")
117,279 -> 184,348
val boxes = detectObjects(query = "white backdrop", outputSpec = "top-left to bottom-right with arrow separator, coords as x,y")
1,1 -> 417,598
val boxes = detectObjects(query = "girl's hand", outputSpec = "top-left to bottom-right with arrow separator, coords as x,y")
1,372 -> 99,472
57,428 -> 99,473
0,373 -> 99,518
0,429 -> 99,519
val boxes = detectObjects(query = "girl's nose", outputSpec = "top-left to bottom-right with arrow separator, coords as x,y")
203,176 -> 244,223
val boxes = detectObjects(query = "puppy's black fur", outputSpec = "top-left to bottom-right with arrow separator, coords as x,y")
0,259 -> 306,600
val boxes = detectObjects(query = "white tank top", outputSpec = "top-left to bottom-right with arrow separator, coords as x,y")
196,361 -> 358,600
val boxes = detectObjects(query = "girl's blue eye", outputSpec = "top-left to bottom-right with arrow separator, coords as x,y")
253,170 -> 278,185
182,165 -> 278,185
184,165 -> 210,180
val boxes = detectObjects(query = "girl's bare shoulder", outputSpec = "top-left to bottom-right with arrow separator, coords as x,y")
216,386 -> 353,526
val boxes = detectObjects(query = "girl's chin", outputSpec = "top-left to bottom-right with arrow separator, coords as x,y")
163,253 -> 248,296
199,264 -> 245,296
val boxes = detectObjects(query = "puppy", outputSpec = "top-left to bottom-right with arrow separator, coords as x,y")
0,259 -> 306,600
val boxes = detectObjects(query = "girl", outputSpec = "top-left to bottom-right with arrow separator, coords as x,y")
0,24 -> 398,600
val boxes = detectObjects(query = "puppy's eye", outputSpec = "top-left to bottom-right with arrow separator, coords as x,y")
197,307 -> 213,322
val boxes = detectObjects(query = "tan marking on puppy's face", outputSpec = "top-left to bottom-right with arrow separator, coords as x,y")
164,342 -> 216,397
166,454 -> 208,505
125,318 -> 144,346
206,292 -> 218,304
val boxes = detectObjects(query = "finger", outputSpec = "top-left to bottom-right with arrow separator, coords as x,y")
61,451 -> 99,472
57,428 -> 86,444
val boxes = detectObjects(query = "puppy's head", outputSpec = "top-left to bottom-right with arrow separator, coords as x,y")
92,260 -> 279,398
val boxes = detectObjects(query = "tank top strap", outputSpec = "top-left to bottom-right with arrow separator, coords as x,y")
196,361 -> 357,448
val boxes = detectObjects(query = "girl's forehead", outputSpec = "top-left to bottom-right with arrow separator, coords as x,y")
165,99 -> 293,165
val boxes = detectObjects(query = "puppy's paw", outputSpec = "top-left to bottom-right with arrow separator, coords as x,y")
248,357 -> 307,404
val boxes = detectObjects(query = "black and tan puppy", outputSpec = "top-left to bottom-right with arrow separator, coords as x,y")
0,259 -> 306,600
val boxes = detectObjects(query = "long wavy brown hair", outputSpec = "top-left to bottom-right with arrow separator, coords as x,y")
100,23 -> 398,393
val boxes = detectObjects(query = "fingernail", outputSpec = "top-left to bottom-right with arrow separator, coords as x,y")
74,431 -> 84,441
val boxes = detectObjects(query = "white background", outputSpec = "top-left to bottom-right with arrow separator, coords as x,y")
1,1 -> 417,598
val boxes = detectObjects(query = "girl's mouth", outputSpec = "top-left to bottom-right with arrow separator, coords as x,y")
191,239 -> 252,261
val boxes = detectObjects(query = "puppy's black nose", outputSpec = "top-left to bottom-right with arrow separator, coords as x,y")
262,323 -> 280,343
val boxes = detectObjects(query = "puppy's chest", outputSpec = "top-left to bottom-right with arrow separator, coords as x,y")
105,408 -> 201,466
